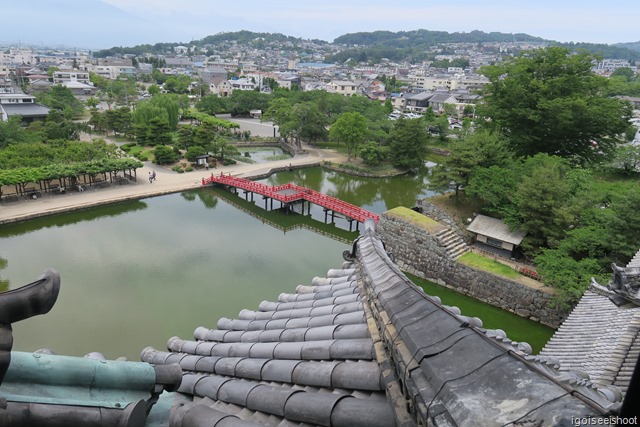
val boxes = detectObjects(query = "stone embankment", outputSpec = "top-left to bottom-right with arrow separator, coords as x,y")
377,207 -> 568,328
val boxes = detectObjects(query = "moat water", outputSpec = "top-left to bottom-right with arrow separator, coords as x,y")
0,167 -> 554,359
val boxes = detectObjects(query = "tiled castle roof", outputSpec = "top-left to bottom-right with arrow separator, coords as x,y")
540,249 -> 640,395
143,220 -> 619,426
0,221 -> 627,426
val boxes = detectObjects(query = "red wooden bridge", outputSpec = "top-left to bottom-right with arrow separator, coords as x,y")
202,173 -> 379,224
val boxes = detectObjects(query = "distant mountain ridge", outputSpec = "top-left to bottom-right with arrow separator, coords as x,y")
93,29 -> 640,62
333,29 -> 544,47
614,41 -> 640,53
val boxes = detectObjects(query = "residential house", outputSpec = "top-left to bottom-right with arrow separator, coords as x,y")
327,80 -> 358,96
137,63 -> 153,75
174,46 -> 189,55
199,68 -> 228,86
215,80 -> 233,97
52,70 -> 90,85
84,65 -> 135,80
0,92 -> 50,122
97,57 -> 133,67
404,91 -> 434,113
230,78 -> 256,91
428,92 -> 459,113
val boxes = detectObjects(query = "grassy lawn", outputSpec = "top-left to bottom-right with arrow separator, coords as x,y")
458,252 -> 520,279
122,145 -> 155,162
385,206 -> 447,233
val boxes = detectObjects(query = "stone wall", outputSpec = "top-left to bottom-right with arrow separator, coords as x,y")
378,210 -> 568,328
415,198 -> 468,239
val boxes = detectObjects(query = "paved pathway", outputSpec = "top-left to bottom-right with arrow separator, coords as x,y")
0,145 -> 346,225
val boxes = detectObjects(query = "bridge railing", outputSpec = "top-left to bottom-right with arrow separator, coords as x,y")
204,174 -> 379,222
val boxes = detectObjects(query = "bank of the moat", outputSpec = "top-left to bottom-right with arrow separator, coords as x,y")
378,207 -> 567,329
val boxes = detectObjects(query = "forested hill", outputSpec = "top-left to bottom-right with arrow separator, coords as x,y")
552,42 -> 640,61
93,31 -> 327,57
614,41 -> 640,53
333,29 -> 544,47
333,29 -> 640,62
93,29 -> 640,62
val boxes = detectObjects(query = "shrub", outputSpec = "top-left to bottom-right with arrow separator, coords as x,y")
185,146 -> 206,162
185,166 -> 193,172
222,159 -> 237,166
360,141 -> 389,166
153,145 -> 179,165
138,154 -> 149,161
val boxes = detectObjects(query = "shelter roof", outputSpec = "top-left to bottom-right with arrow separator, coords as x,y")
0,103 -> 50,117
467,214 -> 525,245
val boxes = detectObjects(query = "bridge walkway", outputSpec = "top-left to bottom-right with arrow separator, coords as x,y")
202,173 -> 379,223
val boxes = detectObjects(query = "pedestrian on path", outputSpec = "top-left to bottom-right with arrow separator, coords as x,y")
149,172 -> 153,184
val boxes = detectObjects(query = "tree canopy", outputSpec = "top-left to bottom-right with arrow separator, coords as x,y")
329,112 -> 369,160
478,47 -> 633,163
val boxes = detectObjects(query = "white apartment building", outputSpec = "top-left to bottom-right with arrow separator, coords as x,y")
53,70 -> 90,85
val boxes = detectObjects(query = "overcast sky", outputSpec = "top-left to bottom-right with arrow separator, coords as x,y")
2,0 -> 638,49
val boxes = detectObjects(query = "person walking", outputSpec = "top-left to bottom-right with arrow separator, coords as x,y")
151,171 -> 156,182
149,172 -> 153,184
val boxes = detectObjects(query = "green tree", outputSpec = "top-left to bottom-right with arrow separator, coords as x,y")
44,110 -> 81,140
228,90 -> 271,116
153,145 -> 178,164
292,102 -> 328,145
428,130 -> 511,197
147,117 -> 172,146
148,84 -> 160,96
85,97 -> 100,110
196,94 -> 229,115
388,118 -> 429,169
164,75 -> 192,94
359,141 -> 388,166
535,249 -> 602,308
185,146 -> 207,162
212,138 -> 239,163
36,85 -> 84,118
479,47 -> 633,163
609,144 -> 640,175
329,112 -> 369,160
611,67 -> 635,81
0,116 -> 40,147
513,155 -> 574,251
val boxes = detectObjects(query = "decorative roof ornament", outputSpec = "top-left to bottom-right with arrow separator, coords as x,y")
607,249 -> 640,306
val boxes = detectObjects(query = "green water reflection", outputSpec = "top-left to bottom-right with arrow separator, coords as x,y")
0,167 -> 554,360
262,167 -> 436,214
407,273 -> 554,353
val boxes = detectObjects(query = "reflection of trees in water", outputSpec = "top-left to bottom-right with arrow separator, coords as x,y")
264,168 -> 324,189
378,173 -> 430,210
181,192 -> 197,202
0,257 -> 9,292
263,167 -> 432,212
0,201 -> 149,238
183,189 -> 218,209
198,191 -> 218,209
325,173 -> 381,207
